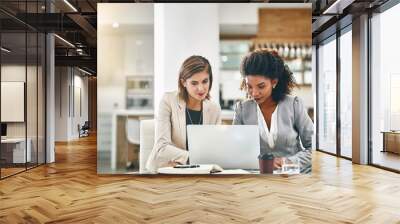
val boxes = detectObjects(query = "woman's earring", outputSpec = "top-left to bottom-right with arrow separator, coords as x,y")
273,85 -> 276,89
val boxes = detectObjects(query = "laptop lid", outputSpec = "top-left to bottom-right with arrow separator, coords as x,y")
187,125 -> 260,169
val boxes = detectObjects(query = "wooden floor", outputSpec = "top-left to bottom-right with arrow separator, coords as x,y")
1,135 -> 400,223
0,167 -> 26,178
372,150 -> 400,171
1,163 -> 45,178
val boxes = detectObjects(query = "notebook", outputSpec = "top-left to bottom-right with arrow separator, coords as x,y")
157,164 -> 223,174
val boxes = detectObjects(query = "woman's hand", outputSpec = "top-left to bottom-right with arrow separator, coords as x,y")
273,157 -> 283,169
166,161 -> 182,167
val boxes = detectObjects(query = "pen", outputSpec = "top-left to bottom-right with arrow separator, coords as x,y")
173,165 -> 200,168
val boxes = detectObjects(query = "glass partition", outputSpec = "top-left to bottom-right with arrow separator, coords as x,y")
317,36 -> 337,155
0,2 -> 46,179
38,32 -> 46,165
1,30 -> 28,177
370,4 -> 400,171
339,28 -> 352,158
27,30 -> 38,169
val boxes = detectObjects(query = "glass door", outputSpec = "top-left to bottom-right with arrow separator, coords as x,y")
339,27 -> 352,159
317,36 -> 337,155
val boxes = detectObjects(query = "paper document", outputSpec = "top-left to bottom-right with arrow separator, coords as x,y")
157,164 -> 223,174
214,169 -> 251,174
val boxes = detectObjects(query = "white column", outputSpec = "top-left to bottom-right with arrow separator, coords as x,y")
352,14 -> 369,164
46,33 -> 55,163
54,67 -> 76,141
312,45 -> 317,151
154,3 -> 220,114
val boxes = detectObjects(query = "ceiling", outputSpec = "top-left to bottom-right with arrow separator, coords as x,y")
1,0 -> 392,75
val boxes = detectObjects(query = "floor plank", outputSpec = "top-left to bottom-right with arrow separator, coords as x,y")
1,135 -> 400,223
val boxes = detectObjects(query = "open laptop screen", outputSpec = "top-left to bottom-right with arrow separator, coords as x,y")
187,125 -> 260,169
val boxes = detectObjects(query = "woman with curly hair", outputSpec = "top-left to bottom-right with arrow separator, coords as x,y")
233,49 -> 313,174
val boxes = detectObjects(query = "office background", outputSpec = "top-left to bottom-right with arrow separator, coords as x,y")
0,1 -> 97,179
96,3 -> 313,174
314,2 -> 400,172
0,4 -> 46,178
1,1 -> 400,223
0,0 -> 399,177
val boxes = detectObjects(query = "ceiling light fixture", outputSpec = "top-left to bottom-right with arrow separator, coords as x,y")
63,0 -> 78,12
323,0 -> 354,15
1,47 -> 11,53
112,22 -> 120,28
54,34 -> 75,48
78,67 -> 93,76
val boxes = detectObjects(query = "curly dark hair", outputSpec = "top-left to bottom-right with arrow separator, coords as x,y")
240,49 -> 296,102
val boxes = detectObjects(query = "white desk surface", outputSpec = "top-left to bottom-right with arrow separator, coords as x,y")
1,138 -> 27,143
128,169 -> 259,175
110,109 -> 235,170
1,137 -> 32,163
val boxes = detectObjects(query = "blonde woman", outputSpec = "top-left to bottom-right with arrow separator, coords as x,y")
146,56 -> 221,173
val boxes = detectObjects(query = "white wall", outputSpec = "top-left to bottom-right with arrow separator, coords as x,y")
1,65 -> 26,81
80,75 -> 89,124
55,67 -> 69,141
219,70 -> 245,101
54,67 -> 89,141
154,3 -> 220,113
2,63 -> 47,163
98,30 -> 153,113
219,3 -> 261,25
98,4 -> 154,114
1,65 -> 32,137
71,73 -> 89,138
97,4 -> 154,153
98,3 -> 153,26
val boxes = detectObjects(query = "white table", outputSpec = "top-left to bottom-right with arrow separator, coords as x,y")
1,138 -> 31,163
109,109 -> 234,170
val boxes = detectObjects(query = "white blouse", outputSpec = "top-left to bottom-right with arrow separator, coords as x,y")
257,104 -> 278,149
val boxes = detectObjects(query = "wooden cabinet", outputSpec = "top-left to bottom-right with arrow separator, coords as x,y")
382,131 -> 400,154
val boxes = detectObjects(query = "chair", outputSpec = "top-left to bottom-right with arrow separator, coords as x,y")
139,119 -> 155,173
126,118 -> 141,170
126,119 -> 140,145
79,121 -> 90,138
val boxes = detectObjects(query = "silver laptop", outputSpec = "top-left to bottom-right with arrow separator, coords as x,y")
187,125 -> 260,169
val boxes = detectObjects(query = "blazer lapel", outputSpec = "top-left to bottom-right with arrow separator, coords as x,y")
251,101 -> 258,125
274,100 -> 284,147
177,95 -> 186,149
202,100 -> 211,124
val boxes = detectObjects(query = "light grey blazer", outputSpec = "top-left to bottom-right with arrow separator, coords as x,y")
233,95 -> 314,173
